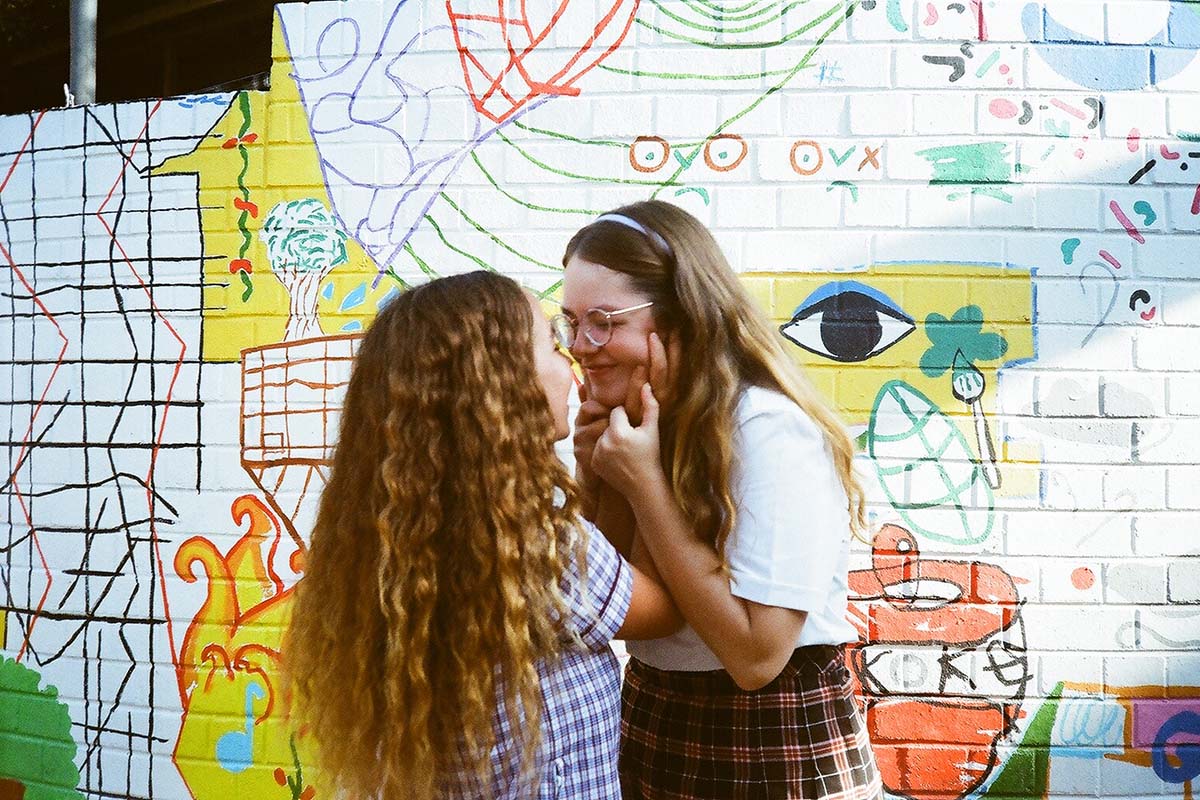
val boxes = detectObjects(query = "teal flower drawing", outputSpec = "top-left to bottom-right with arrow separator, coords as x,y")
921,305 -> 1009,377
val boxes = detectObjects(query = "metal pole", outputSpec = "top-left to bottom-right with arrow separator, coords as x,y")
69,0 -> 97,105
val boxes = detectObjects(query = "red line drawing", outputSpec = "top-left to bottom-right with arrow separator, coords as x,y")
1051,98 -> 1088,121
0,110 -> 63,662
447,0 -> 641,123
1110,200 -> 1146,244
239,334 -> 362,551
971,0 -> 987,41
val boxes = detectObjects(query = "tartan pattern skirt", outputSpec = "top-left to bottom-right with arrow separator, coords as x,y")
619,645 -> 883,800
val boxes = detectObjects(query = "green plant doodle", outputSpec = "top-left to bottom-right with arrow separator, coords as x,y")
921,305 -> 1009,378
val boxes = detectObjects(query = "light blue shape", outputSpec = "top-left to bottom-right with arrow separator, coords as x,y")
377,286 -> 401,309
791,280 -> 906,318
886,0 -> 908,33
215,682 -> 266,774
341,320 -> 364,332
339,282 -> 367,312
1023,2 -> 1200,89
322,282 -> 335,300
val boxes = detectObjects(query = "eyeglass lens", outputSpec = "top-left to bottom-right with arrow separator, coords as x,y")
549,311 -> 613,349
551,315 -> 575,349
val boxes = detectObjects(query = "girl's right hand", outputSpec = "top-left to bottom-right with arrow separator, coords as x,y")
593,383 -> 665,497
573,383 -> 611,498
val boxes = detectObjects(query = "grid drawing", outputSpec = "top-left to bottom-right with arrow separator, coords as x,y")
1,99 -> 217,800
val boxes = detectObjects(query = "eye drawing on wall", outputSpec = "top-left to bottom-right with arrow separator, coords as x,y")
779,281 -> 915,363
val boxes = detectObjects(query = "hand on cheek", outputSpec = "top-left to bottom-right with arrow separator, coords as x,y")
573,382 -> 612,490
594,383 -> 664,496
648,332 -> 679,410
623,365 -> 649,427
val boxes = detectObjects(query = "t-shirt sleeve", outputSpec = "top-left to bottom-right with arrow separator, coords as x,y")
561,519 -> 633,652
726,392 -> 851,613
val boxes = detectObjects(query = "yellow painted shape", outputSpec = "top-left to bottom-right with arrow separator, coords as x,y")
173,494 -> 326,799
745,262 -> 1034,459
156,12 -> 397,362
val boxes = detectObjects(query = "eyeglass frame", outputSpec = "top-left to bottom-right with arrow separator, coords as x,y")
550,301 -> 654,349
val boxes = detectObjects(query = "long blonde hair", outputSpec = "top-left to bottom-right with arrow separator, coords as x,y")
564,200 -> 867,557
283,271 -> 583,799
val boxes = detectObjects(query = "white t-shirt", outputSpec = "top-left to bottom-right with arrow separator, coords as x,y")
626,384 -> 859,671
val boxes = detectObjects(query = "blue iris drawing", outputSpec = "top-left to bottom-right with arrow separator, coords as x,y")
780,281 -> 915,363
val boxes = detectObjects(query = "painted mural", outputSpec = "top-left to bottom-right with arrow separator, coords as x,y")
2,1 -> 1198,798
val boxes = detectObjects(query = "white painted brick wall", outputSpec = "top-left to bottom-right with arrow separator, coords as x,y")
3,2 -> 1200,798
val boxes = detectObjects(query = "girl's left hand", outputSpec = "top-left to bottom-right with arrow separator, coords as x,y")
593,383 -> 665,496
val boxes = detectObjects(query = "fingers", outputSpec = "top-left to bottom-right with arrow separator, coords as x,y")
640,382 -> 659,429
649,331 -> 680,407
624,365 -> 648,425
577,398 -> 610,426
666,334 -> 682,392
648,332 -> 669,402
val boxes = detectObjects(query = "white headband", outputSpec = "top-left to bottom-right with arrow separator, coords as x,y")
594,213 -> 671,255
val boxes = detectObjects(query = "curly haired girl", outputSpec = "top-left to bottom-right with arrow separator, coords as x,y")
283,271 -> 677,799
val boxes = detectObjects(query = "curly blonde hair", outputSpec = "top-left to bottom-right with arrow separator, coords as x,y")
283,271 -> 584,799
564,200 -> 867,557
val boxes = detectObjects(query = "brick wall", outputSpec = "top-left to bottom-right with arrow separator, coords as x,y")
1,1 -> 1198,797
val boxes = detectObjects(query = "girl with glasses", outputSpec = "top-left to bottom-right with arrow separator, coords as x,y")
283,271 -> 679,799
561,202 -> 883,800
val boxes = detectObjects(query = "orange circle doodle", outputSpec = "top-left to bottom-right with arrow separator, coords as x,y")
629,136 -> 670,173
789,139 -> 824,176
703,134 -> 748,172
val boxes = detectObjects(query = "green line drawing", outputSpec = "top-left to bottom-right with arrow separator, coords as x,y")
599,62 -> 805,81
497,131 -> 682,188
438,193 -> 563,272
536,279 -> 564,300
469,152 -> 601,216
422,212 -> 495,273
827,180 -> 859,201
649,2 -> 851,197
649,0 -> 815,34
401,243 -> 439,281
510,119 -> 633,149
975,50 -> 1002,78
669,0 -> 787,24
635,0 -> 845,48
689,0 -> 769,14
868,380 -> 995,545
234,92 -> 255,302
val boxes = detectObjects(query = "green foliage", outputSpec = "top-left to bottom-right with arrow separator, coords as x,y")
0,656 -> 83,800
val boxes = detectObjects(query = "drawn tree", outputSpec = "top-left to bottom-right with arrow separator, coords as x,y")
0,656 -> 82,800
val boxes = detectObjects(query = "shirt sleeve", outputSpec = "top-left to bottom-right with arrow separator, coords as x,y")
726,391 -> 851,613
560,519 -> 633,652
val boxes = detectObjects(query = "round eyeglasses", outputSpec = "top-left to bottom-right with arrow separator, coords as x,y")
550,301 -> 654,349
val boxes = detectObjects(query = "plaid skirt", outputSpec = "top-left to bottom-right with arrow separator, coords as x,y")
619,645 -> 883,800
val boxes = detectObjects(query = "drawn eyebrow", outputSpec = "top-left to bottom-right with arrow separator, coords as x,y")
793,280 -> 908,319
